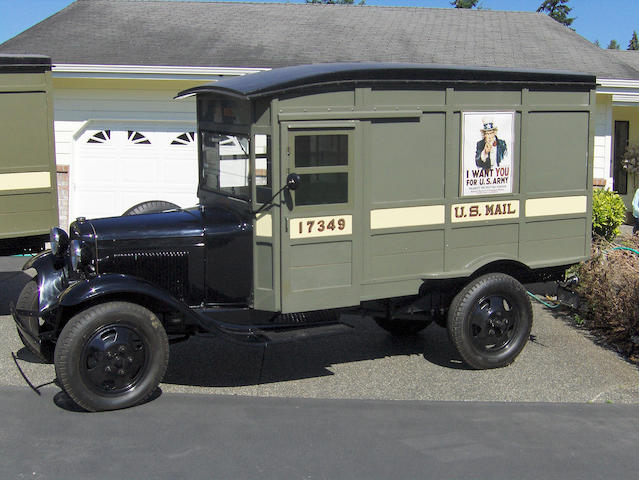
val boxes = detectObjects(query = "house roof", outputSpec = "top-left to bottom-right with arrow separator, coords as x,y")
177,62 -> 597,100
607,50 -> 639,73
1,0 -> 638,80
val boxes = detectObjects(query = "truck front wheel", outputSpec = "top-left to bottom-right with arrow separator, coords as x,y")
54,301 -> 169,412
447,273 -> 532,369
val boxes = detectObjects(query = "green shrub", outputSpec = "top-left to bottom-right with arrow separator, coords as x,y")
592,189 -> 627,240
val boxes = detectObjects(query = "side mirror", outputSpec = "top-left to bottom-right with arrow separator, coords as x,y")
252,173 -> 302,216
286,173 -> 301,191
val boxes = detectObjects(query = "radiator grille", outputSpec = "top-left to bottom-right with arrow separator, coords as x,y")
104,251 -> 189,299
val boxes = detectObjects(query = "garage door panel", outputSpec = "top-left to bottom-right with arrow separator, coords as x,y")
162,158 -> 198,184
120,157 -> 159,184
74,190 -> 118,219
76,152 -> 119,183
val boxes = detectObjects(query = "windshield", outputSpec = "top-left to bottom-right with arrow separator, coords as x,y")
201,131 -> 250,200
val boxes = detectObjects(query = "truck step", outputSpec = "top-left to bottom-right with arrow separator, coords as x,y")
270,309 -> 340,324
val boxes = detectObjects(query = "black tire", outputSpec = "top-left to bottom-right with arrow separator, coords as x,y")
15,280 -> 54,363
447,273 -> 532,369
122,200 -> 179,216
374,317 -> 431,335
54,301 -> 169,412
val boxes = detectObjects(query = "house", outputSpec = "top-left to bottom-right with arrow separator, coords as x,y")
1,0 -> 638,226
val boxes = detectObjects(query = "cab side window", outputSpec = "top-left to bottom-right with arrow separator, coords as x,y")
294,134 -> 349,206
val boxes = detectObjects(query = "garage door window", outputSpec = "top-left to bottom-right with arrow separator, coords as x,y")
171,132 -> 196,146
87,130 -> 111,144
127,131 -> 151,144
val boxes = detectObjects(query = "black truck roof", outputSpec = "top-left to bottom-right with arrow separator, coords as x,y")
177,62 -> 597,101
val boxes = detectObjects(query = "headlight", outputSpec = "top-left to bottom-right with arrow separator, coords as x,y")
50,228 -> 69,256
69,240 -> 84,271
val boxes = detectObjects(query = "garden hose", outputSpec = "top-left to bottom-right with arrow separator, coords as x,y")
526,291 -> 561,309
611,246 -> 639,256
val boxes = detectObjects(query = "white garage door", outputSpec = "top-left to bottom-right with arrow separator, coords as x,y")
71,126 -> 200,221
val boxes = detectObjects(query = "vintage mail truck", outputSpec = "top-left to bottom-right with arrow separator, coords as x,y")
0,55 -> 58,255
12,63 -> 595,411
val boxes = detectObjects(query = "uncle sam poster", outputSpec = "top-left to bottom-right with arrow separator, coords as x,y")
461,112 -> 515,196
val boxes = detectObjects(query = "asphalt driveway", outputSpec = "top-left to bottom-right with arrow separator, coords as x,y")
2,255 -> 638,404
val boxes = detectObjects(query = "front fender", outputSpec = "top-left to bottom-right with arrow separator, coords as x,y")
60,273 -> 191,311
23,251 -> 69,313
57,273 -> 208,329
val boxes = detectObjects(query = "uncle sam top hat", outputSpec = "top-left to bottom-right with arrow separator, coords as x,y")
480,118 -> 498,132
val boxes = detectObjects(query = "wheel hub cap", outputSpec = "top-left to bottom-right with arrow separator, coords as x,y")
469,295 -> 518,351
82,324 -> 147,394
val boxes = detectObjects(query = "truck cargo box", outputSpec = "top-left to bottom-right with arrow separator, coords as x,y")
0,54 -> 58,255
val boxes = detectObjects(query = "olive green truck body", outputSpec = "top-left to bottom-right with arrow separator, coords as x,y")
181,63 -> 596,315
0,55 -> 58,255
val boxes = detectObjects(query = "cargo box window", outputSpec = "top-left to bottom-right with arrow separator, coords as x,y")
293,134 -> 349,206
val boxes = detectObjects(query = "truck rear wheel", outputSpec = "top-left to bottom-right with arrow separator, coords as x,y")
54,301 -> 169,412
15,280 -> 54,363
447,273 -> 532,369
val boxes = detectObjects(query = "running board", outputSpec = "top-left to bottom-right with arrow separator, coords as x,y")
209,321 -> 353,344
254,322 -> 353,343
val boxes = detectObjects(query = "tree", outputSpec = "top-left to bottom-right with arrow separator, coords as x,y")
607,39 -> 621,50
305,0 -> 366,4
594,39 -> 600,48
629,31 -> 639,51
537,0 -> 574,27
451,0 -> 479,7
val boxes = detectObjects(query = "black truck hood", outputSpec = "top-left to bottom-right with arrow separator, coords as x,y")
70,206 -> 244,243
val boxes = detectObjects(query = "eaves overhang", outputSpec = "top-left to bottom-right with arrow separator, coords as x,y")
597,78 -> 639,105
52,64 -> 271,82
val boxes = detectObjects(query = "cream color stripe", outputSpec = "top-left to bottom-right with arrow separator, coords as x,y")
371,205 -> 445,230
255,212 -> 272,238
526,196 -> 587,217
0,172 -> 51,191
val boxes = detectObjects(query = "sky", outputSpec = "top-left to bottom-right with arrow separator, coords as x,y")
0,0 -> 637,48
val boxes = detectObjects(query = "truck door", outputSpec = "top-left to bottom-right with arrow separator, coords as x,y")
280,122 -> 361,313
